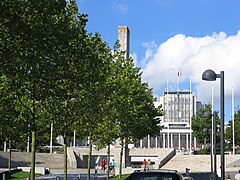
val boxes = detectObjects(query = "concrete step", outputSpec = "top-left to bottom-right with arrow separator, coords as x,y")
0,151 -> 68,169
161,154 -> 240,173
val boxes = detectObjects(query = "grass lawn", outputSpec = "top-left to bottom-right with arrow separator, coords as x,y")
10,171 -> 30,179
9,171 -> 130,179
110,174 -> 130,179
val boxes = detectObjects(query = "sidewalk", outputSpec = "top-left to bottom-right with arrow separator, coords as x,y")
35,168 -> 239,180
35,168 -> 136,180
47,167 -> 137,175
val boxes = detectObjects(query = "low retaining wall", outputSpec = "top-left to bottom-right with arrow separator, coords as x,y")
0,169 -> 21,180
17,167 -> 49,175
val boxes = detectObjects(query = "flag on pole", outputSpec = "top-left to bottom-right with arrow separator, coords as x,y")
177,72 -> 182,76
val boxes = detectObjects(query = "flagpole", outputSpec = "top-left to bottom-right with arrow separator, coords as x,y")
74,130 -> 76,148
232,78 -> 235,155
211,82 -> 214,174
177,72 -> 179,91
177,72 -> 181,150
167,80 -> 170,148
50,122 -> 53,154
189,77 -> 192,155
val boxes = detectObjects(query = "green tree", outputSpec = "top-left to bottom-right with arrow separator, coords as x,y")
115,64 -> 162,178
74,33 -> 114,180
103,42 -> 162,178
0,75 -> 28,173
91,44 -> 124,180
46,1 -> 90,179
192,104 -> 220,153
0,0 -> 71,179
225,108 -> 240,152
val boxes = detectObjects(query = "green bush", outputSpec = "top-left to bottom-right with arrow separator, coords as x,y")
110,174 -> 130,180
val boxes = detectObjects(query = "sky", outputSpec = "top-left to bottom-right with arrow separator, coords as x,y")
76,0 -> 240,122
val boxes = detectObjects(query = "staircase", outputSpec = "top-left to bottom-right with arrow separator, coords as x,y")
0,151 -> 68,169
161,154 -> 240,173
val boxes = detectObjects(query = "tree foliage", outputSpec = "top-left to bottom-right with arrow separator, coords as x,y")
225,108 -> 240,151
192,104 -> 221,152
0,0 -> 77,179
96,42 -> 162,178
1,1 -> 162,180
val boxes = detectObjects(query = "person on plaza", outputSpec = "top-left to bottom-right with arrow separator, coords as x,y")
186,168 -> 190,177
143,159 -> 147,171
235,169 -> 240,180
147,159 -> 151,170
110,159 -> 116,175
101,158 -> 106,172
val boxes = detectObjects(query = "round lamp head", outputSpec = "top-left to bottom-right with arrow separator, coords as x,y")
203,111 -> 211,119
202,69 -> 217,81
203,128 -> 208,133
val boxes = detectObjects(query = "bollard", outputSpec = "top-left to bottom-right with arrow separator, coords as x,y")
78,174 -> 81,180
94,167 -> 98,180
56,176 -> 60,180
26,178 -> 30,180
3,173 -> 5,180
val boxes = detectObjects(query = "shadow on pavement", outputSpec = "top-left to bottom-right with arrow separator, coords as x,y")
182,172 -> 212,180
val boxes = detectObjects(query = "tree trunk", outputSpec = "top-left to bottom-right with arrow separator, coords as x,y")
87,135 -> 92,180
30,130 -> 36,180
8,140 -> 11,174
106,144 -> 110,180
64,101 -> 68,180
119,138 -> 124,179
64,134 -> 67,180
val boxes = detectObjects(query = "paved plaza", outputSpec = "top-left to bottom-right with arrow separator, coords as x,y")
1,167 -> 239,179
1,152 -> 240,179
34,168 -> 239,180
35,173 -> 106,180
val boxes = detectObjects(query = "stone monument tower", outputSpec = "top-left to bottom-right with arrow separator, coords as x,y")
118,26 -> 130,60
117,26 -> 131,167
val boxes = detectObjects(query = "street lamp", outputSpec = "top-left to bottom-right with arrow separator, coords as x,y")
203,127 -> 213,175
203,111 -> 217,180
202,69 -> 225,179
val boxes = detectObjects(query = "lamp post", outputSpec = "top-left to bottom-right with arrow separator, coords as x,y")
202,69 -> 225,179
203,127 -> 213,175
203,111 -> 217,180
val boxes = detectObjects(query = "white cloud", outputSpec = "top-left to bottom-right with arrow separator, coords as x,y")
141,31 -> 240,106
115,0 -> 129,14
130,52 -> 138,67
141,41 -> 158,67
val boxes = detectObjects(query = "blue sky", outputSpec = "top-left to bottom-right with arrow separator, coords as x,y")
77,0 -> 240,122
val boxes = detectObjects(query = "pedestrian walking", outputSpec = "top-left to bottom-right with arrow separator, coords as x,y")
110,159 -> 116,176
186,168 -> 190,177
147,159 -> 151,170
101,158 -> 106,172
143,159 -> 147,171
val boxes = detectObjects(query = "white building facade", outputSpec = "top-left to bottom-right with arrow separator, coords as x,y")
158,90 -> 197,151
134,90 -> 201,153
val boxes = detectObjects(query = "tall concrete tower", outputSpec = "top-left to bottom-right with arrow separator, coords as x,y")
117,26 -> 131,168
118,26 -> 130,59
